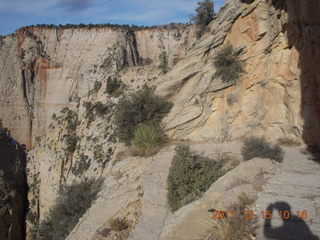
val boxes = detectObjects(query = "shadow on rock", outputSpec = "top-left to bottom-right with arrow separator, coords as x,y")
264,202 -> 319,240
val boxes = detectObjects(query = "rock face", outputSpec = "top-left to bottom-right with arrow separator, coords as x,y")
156,0 -> 320,147
0,24 -> 195,149
0,128 -> 28,240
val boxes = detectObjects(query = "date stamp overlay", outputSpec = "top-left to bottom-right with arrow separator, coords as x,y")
209,201 -> 320,240
209,209 -> 308,220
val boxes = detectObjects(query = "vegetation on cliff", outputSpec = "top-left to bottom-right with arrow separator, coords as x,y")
114,85 -> 172,145
131,125 -> 166,156
213,43 -> 244,83
30,178 -> 103,240
0,127 -> 28,240
191,0 -> 214,38
167,145 -> 228,211
241,137 -> 284,162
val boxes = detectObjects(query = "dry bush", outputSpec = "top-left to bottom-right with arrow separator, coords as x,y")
200,193 -> 256,240
109,218 -> 129,232
241,136 -> 284,162
237,192 -> 257,212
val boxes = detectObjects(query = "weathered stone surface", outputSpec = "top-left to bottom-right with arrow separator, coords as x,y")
255,147 -> 320,239
159,157 -> 276,240
156,0 -> 320,147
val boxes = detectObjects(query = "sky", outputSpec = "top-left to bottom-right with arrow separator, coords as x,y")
0,0 -> 225,35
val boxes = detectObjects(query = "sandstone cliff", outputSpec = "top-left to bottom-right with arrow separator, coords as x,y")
157,0 -> 320,147
0,24 -> 195,149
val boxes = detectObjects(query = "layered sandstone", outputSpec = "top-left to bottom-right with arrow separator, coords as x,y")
157,0 -> 320,147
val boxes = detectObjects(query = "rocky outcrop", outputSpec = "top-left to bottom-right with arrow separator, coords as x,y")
0,128 -> 28,240
156,0 -> 320,147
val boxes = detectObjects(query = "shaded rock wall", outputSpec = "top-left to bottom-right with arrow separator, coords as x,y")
0,129 -> 28,240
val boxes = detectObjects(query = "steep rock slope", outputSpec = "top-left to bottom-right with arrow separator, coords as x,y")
0,128 -> 28,240
157,0 -> 320,147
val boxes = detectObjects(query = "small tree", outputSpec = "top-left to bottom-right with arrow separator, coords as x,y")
30,179 -> 103,240
213,43 -> 244,83
158,51 -> 168,74
191,0 -> 214,38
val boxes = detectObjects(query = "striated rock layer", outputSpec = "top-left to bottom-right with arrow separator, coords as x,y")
157,0 -> 320,147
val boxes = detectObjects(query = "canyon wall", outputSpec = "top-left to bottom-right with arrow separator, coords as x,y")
0,24 -> 195,149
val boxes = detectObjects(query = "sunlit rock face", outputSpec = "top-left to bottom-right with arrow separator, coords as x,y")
158,0 -> 320,147
0,25 -> 195,149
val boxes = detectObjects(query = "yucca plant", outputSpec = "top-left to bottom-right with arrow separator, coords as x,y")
131,125 -> 166,156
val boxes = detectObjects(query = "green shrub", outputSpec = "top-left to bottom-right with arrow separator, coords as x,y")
167,145 -> 227,211
241,137 -> 284,162
83,101 -> 108,126
106,76 -> 122,95
213,43 -> 244,82
94,102 -> 108,116
61,107 -> 78,131
31,179 -> 103,240
143,58 -> 152,65
191,0 -> 214,38
83,101 -> 95,127
92,81 -> 102,93
93,145 -> 105,164
114,85 -> 172,145
158,51 -> 168,74
132,125 -> 166,156
72,154 -> 91,176
65,134 -> 77,153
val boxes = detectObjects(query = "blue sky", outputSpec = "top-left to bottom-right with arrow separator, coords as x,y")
0,0 -> 225,35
